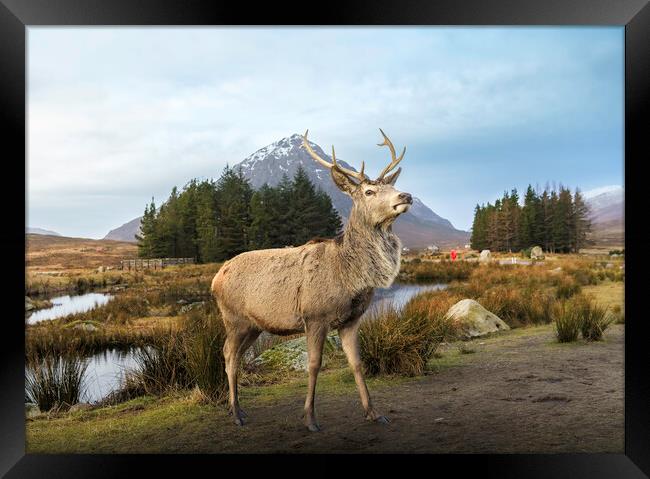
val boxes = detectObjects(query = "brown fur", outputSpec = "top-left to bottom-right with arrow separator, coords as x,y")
212,132 -> 412,430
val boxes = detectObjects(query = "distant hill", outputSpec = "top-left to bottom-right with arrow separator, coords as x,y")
26,227 -> 61,237
26,234 -> 138,270
585,185 -> 624,246
103,217 -> 142,243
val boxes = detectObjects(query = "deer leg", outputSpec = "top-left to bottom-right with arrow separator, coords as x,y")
303,323 -> 328,432
338,321 -> 390,424
223,324 -> 260,426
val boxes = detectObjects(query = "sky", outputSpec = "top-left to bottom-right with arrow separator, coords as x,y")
27,27 -> 624,238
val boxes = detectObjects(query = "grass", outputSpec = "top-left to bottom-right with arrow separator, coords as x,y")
106,302 -> 228,404
552,300 -> 582,343
25,353 -> 88,412
358,293 -> 456,376
399,259 -> 477,283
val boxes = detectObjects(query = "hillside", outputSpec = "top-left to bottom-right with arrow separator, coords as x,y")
26,234 -> 138,270
103,217 -> 142,243
585,185 -> 624,246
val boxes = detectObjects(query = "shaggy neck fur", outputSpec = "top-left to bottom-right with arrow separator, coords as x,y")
335,205 -> 402,293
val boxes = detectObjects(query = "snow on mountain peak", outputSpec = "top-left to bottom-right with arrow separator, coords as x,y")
583,185 -> 623,199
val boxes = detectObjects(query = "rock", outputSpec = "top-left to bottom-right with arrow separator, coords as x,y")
177,299 -> 189,305
180,301 -> 205,314
97,266 -> 105,273
530,246 -> 544,260
73,322 -> 98,332
549,267 -> 563,274
445,299 -> 510,338
605,263 -> 614,269
479,250 -> 492,263
69,403 -> 93,413
250,332 -> 341,371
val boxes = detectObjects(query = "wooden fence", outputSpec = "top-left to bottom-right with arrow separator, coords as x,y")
120,257 -> 196,271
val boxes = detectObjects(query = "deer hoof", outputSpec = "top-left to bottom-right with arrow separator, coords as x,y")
306,423 -> 322,432
375,415 -> 390,424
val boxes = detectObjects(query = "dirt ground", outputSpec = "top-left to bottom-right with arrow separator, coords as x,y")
32,323 -> 621,454
191,325 -> 623,454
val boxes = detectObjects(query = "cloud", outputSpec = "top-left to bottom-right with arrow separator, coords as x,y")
27,27 -> 623,236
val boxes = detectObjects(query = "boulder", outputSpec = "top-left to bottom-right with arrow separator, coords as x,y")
479,250 -> 492,263
446,299 -> 510,338
530,246 -> 544,260
250,332 -> 341,371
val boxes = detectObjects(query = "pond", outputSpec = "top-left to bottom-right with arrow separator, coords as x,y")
366,282 -> 447,315
27,292 -> 113,324
26,282 -> 446,405
82,348 -> 142,403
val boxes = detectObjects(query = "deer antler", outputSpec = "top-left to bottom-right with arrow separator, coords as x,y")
302,130 -> 366,183
376,128 -> 406,180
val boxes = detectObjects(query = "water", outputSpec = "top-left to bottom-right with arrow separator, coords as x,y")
82,349 -> 141,403
27,292 -> 113,324
366,282 -> 447,315
25,348 -> 143,405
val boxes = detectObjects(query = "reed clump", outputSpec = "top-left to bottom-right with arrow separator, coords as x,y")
359,292 -> 456,377
25,352 -> 88,412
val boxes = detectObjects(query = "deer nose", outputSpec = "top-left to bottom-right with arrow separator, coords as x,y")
398,192 -> 413,204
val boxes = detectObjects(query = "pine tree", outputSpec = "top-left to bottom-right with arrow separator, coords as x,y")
571,189 -> 592,253
137,198 -> 158,258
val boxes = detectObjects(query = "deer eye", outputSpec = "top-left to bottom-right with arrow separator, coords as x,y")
365,189 -> 375,196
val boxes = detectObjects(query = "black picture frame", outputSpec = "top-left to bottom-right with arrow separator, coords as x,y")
2,0 -> 648,476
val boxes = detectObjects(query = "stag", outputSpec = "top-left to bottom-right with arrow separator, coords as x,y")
211,129 -> 412,431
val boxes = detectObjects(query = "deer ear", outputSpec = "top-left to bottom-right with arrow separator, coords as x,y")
382,167 -> 402,186
331,167 -> 358,195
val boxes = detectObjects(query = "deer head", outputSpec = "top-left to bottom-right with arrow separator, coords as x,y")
302,129 -> 413,227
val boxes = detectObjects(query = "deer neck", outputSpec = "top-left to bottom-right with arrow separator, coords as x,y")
335,207 -> 402,293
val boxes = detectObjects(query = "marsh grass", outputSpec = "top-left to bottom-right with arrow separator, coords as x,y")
111,302 -> 228,404
26,353 -> 88,412
552,300 -> 582,343
576,297 -> 613,341
359,293 -> 456,377
399,260 -> 477,283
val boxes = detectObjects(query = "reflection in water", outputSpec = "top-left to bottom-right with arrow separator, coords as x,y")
27,293 -> 113,324
366,282 -> 447,316
82,349 -> 141,403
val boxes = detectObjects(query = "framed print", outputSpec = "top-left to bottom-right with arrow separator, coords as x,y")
1,0 -> 648,476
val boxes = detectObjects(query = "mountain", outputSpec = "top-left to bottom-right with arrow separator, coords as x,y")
103,217 -> 142,243
584,185 -> 624,246
235,134 -> 469,248
105,134 -> 469,249
26,227 -> 61,237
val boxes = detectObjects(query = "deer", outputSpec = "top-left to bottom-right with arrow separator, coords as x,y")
211,129 -> 412,431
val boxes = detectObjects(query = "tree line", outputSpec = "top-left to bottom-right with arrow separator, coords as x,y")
470,185 -> 591,253
137,166 -> 342,262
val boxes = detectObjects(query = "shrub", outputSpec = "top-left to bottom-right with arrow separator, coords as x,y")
359,293 -> 455,377
25,353 -> 88,412
553,300 -> 582,343
576,298 -> 613,341
555,278 -> 582,299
